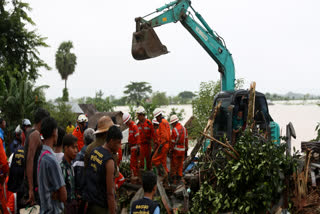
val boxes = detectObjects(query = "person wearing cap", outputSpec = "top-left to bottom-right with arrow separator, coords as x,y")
21,119 -> 32,146
122,112 -> 141,178
84,116 -> 114,168
136,106 -> 154,171
151,108 -> 170,180
83,126 -> 123,214
169,115 -> 188,184
72,114 -> 88,152
10,125 -> 23,155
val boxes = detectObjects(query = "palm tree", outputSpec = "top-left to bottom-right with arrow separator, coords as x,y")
55,41 -> 77,101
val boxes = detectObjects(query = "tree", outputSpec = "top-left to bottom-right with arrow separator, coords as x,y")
0,0 -> 50,144
151,91 -> 169,106
178,91 -> 195,104
45,101 -> 77,128
80,90 -> 115,112
190,79 -> 244,138
55,41 -> 77,101
0,0 -> 50,83
123,82 -> 152,105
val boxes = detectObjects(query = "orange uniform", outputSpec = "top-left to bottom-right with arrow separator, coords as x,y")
152,118 -> 170,173
137,119 -> 154,170
170,122 -> 188,177
128,121 -> 141,176
0,138 -> 9,214
117,147 -> 122,166
72,126 -> 84,152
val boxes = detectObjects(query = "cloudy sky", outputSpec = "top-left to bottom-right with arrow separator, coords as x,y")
28,0 -> 319,100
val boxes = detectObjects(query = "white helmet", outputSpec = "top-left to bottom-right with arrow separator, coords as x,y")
136,106 -> 146,115
22,119 -> 31,126
153,108 -> 162,118
15,125 -> 23,134
152,118 -> 159,125
169,115 -> 179,124
77,114 -> 88,123
122,112 -> 131,124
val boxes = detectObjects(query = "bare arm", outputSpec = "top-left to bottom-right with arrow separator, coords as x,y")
26,131 -> 41,204
57,186 -> 67,203
106,159 -> 116,214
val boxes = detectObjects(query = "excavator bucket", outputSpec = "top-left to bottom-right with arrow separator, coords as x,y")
132,26 -> 168,60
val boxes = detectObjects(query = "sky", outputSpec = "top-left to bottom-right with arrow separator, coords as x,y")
26,0 -> 320,100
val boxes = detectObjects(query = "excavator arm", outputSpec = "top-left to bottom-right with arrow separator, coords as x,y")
132,0 -> 235,91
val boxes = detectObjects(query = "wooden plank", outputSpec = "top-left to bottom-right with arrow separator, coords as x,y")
157,177 -> 172,214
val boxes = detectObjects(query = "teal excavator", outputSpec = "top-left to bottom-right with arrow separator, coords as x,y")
131,0 -> 280,143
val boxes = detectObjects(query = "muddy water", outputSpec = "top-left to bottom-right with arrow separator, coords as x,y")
115,104 -> 320,152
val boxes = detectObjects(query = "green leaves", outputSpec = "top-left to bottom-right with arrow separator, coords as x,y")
190,130 -> 298,213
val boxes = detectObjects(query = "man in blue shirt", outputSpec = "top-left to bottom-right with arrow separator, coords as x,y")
131,171 -> 160,214
37,117 -> 67,214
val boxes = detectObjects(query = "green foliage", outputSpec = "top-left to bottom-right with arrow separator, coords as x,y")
45,101 -> 77,128
178,91 -> 195,104
190,130 -> 298,213
0,0 -> 51,82
190,81 -> 221,138
124,82 -> 152,105
167,108 -> 185,122
190,79 -> 244,138
151,91 -> 169,106
313,122 -> 320,141
79,90 -> 115,112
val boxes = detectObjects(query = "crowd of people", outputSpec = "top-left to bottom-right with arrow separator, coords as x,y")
0,106 -> 188,214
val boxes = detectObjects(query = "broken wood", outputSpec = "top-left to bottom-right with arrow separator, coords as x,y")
157,177 -> 172,214
301,141 -> 320,154
247,81 -> 256,126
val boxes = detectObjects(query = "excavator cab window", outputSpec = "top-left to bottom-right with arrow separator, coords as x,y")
213,97 -> 232,139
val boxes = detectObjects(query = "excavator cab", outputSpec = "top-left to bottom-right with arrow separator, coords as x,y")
132,18 -> 168,60
212,90 -> 277,142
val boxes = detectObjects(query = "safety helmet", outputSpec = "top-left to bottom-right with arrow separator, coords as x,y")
169,115 -> 179,124
122,112 -> 131,124
153,108 -> 162,118
15,125 -> 23,134
22,119 -> 31,127
77,114 -> 88,123
136,106 -> 146,115
152,118 -> 159,125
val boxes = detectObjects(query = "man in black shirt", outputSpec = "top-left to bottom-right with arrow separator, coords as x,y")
84,125 -> 122,214
131,171 -> 160,214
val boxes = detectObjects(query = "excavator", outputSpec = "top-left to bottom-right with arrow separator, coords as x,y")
131,0 -> 280,144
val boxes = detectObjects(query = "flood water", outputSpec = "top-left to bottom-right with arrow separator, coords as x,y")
115,102 -> 320,152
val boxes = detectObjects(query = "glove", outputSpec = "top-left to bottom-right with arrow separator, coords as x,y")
136,146 -> 140,156
157,144 -> 163,154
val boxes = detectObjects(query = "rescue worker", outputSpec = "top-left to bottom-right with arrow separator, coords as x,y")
72,114 -> 88,152
169,115 -> 188,184
152,118 -> 160,155
136,106 -> 154,170
151,108 -> 170,180
123,112 -> 141,178
0,118 -> 9,214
